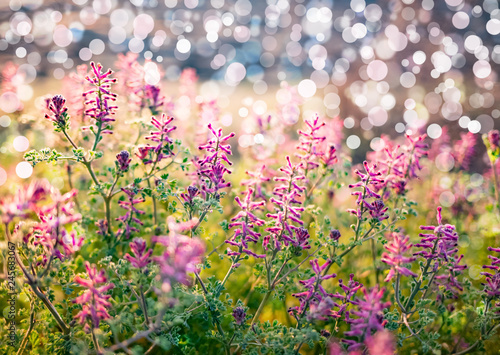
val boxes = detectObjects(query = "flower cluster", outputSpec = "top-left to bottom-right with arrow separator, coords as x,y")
348,161 -> 387,221
264,156 -> 306,250
289,259 -> 340,322
296,115 -> 326,170
83,62 -> 118,137
31,188 -> 83,262
368,134 -> 428,198
232,306 -> 247,325
116,150 -> 131,172
140,113 -> 177,165
116,187 -> 145,239
381,232 -> 417,282
152,217 -> 205,293
73,262 -> 115,332
241,165 -> 271,201
452,132 -> 476,170
45,95 -> 70,131
225,188 -> 266,259
196,123 -> 235,196
124,238 -> 153,270
415,207 -> 467,297
482,247 -> 500,312
344,286 -> 391,351
143,84 -> 164,116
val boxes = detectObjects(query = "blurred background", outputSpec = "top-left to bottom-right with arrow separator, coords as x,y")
0,0 -> 499,183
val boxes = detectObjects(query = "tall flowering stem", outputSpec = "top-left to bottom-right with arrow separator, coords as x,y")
484,130 -> 500,214
296,115 -> 337,202
403,207 -> 466,314
115,186 -> 145,240
250,156 -> 308,326
73,262 -> 115,352
191,124 -> 235,234
83,62 -> 118,151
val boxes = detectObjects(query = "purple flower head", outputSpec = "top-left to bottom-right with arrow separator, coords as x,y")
144,114 -> 177,165
181,185 -> 200,204
144,84 -> 164,116
488,130 -> 500,150
321,144 -> 338,168
73,262 -> 115,332
225,187 -> 266,259
414,207 -> 459,262
116,186 -> 145,239
290,259 -> 339,322
152,217 -> 205,293
32,188 -> 83,261
45,95 -> 69,129
381,232 -> 417,282
402,134 -> 428,180
232,306 -> 246,325
333,274 -> 362,303
124,237 -> 153,270
452,132 -> 476,170
95,219 -> 108,235
343,286 -> 391,351
330,229 -> 341,241
135,145 -> 154,164
366,199 -> 389,221
435,253 -> 467,297
116,150 -> 131,171
481,247 -> 500,312
241,165 -> 271,201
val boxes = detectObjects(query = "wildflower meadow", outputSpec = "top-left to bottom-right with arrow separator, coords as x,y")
1,1 -> 499,354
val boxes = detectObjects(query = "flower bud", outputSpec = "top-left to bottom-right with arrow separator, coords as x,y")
116,150 -> 131,171
329,229 -> 341,241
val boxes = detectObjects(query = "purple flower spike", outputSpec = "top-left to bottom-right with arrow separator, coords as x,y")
116,150 -> 131,171
330,229 -> 341,241
73,262 -> 115,332
143,114 -> 177,165
152,217 -> 205,293
83,62 -> 118,136
296,114 -> 327,170
415,206 -> 459,262
144,84 -> 164,115
381,232 -> 417,282
181,185 -> 200,204
348,161 -> 385,220
116,187 -> 145,239
232,306 -> 246,325
289,259 -> 339,322
488,130 -> 500,150
45,94 -> 69,129
225,187 -> 266,259
196,124 -> 235,196
124,237 -> 153,270
265,156 -> 306,251
481,247 -> 500,312
366,199 -> 389,221
452,132 -> 476,170
343,286 -> 391,351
